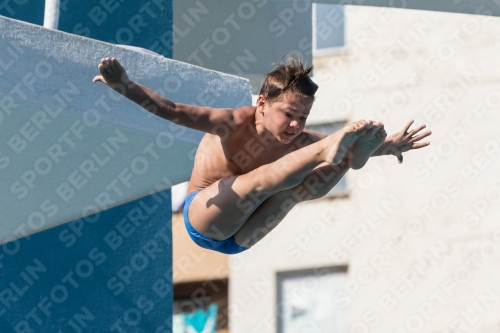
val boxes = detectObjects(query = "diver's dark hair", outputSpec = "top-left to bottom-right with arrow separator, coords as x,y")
259,55 -> 318,104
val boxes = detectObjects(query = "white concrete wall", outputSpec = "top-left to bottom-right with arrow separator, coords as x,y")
313,0 -> 500,17
230,6 -> 500,333
0,16 -> 251,243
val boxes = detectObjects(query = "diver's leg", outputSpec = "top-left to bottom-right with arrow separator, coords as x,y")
233,162 -> 349,248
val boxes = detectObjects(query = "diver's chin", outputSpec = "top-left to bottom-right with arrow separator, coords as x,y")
280,132 -> 296,143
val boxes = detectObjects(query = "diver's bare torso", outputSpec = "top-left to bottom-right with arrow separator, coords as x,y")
187,106 -> 323,194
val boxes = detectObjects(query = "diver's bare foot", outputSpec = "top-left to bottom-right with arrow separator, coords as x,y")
323,120 -> 373,165
348,122 -> 387,169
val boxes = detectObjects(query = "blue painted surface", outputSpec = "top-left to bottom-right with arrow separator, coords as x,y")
0,190 -> 173,333
58,0 -> 173,58
0,0 -> 45,25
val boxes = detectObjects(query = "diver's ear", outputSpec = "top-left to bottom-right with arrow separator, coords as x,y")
256,95 -> 267,114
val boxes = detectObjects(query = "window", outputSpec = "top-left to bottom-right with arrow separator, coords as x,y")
173,279 -> 229,332
305,121 -> 347,197
313,4 -> 346,56
277,266 -> 348,333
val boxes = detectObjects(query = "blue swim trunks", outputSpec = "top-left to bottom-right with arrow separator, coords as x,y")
183,190 -> 249,255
